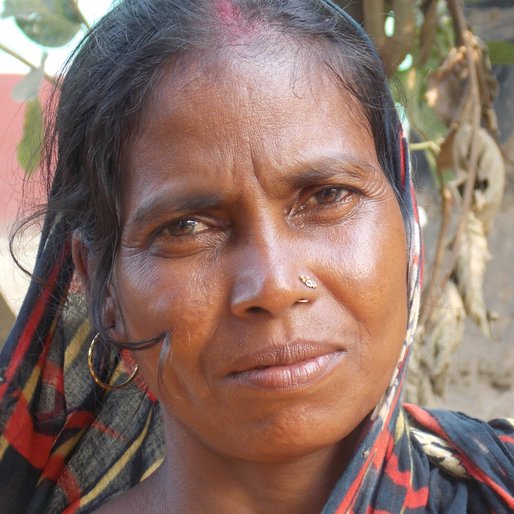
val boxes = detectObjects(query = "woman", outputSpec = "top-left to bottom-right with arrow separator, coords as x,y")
0,0 -> 512,512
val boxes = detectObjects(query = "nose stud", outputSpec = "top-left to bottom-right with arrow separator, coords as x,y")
299,275 -> 317,289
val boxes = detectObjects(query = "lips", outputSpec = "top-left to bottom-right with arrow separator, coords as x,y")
227,342 -> 346,390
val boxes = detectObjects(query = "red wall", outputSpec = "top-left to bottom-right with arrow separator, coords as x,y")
0,74 -> 46,228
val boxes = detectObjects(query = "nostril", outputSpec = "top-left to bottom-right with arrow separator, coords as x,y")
230,275 -> 316,317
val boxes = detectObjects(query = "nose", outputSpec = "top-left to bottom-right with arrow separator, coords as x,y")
229,237 -> 317,318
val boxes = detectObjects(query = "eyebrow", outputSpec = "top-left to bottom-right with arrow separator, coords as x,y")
285,157 -> 382,190
128,192 -> 225,227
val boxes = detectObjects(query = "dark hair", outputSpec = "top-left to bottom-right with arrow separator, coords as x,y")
36,0 -> 402,343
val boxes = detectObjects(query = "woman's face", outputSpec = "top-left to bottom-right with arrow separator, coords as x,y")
110,48 -> 408,463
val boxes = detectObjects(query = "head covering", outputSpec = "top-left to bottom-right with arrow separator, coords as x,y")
1,1 -> 513,513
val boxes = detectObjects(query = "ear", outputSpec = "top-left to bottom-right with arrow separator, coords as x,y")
71,231 -> 122,336
71,229 -> 90,287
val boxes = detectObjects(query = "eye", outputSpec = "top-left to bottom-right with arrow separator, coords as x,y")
148,215 -> 227,257
305,186 -> 352,207
160,218 -> 208,237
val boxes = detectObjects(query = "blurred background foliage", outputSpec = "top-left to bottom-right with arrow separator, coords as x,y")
0,0 -> 513,403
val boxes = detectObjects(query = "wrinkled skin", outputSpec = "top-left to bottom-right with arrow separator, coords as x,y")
78,45 -> 408,514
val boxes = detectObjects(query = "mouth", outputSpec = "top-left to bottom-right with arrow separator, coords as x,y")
227,343 -> 346,390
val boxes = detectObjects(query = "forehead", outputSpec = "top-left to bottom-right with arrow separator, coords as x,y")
125,44 -> 380,197
145,45 -> 308,115
138,44 -> 370,144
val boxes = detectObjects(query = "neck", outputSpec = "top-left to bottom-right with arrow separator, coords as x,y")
148,415 -> 361,514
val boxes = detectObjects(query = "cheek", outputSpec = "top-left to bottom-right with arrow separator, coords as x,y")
322,200 -> 408,374
112,253 -> 225,396
114,253 -> 217,335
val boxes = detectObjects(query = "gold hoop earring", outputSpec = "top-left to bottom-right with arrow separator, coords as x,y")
299,275 -> 317,289
87,333 -> 139,390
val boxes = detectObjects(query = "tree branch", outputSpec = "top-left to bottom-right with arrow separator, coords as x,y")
418,0 -> 439,65
363,0 -> 386,50
447,0 -> 467,46
0,43 -> 56,85
69,0 -> 91,30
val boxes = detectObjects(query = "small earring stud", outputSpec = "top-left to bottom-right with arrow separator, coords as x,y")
299,275 -> 317,289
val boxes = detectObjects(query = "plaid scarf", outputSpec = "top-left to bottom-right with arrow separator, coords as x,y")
1,2 -> 513,512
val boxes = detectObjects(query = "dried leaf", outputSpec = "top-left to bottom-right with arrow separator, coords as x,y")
419,282 -> 466,397
452,123 -> 505,234
425,281 -> 466,395
17,97 -> 43,175
455,211 -> 491,336
472,134 -> 505,234
406,282 -> 466,403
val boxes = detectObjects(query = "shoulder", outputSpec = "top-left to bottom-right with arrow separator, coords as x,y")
403,403 -> 514,510
404,403 -> 514,458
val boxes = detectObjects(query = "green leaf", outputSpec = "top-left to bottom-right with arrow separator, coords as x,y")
486,40 -> 514,65
2,0 -> 81,22
17,97 -> 44,176
12,54 -> 47,101
3,0 -> 82,47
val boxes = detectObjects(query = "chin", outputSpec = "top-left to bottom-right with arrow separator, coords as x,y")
215,404 -> 368,464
